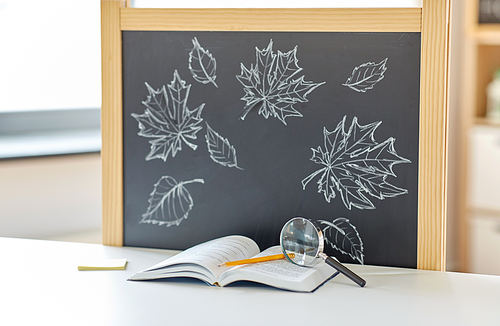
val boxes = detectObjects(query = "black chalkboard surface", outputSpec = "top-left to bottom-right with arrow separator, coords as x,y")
122,31 -> 421,268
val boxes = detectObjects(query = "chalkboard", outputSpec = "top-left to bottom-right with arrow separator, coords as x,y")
102,3 -> 450,271
121,31 -> 421,268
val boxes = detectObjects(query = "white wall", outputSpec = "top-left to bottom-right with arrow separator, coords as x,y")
0,154 -> 102,239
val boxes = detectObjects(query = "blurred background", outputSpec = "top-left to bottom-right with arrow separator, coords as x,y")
1,0 -> 498,275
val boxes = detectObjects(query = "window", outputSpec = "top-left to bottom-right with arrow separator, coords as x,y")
0,0 -> 101,158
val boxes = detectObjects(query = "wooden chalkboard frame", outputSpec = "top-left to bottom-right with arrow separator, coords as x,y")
101,0 -> 451,271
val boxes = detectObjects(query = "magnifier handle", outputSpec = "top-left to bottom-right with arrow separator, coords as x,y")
320,253 -> 366,287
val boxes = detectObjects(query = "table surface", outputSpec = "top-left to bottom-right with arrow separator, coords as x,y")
2,237 -> 500,326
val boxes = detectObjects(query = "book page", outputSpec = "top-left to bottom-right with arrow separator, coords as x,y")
139,236 -> 260,279
224,247 -> 319,281
218,246 -> 337,292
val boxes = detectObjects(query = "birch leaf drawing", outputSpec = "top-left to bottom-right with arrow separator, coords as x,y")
301,116 -> 411,210
236,39 -> 325,125
131,70 -> 205,162
188,37 -> 218,88
343,58 -> 388,93
140,176 -> 204,227
319,218 -> 364,264
205,123 -> 243,170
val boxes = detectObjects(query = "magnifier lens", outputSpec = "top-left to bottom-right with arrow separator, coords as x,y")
280,218 -> 320,266
281,217 -> 367,288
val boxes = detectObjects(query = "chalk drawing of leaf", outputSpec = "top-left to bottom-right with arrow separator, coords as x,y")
236,39 -> 325,125
319,218 -> 364,264
205,122 -> 243,170
343,58 -> 388,93
301,116 -> 411,210
188,37 -> 218,88
140,176 -> 204,227
131,70 -> 205,162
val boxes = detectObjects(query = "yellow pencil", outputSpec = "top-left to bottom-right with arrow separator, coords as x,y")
218,253 -> 295,267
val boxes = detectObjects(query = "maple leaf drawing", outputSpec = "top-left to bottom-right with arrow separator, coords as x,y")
301,116 -> 411,210
131,70 -> 205,162
236,39 -> 325,125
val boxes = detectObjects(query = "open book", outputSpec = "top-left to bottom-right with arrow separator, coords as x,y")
129,235 -> 338,292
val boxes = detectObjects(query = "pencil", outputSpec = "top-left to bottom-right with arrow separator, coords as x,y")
218,253 -> 295,267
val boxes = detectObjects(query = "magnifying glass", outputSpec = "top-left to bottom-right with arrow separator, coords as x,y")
280,217 -> 366,287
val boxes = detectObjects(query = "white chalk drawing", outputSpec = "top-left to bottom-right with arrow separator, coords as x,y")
131,70 -> 205,162
205,123 -> 243,170
301,116 -> 411,210
236,39 -> 325,125
140,176 -> 204,227
319,218 -> 364,264
343,58 -> 388,93
188,37 -> 218,88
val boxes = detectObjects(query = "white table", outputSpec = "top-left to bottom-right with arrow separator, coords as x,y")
2,237 -> 499,326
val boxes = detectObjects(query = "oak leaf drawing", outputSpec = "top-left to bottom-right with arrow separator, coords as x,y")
236,39 -> 325,125
132,70 -> 205,162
